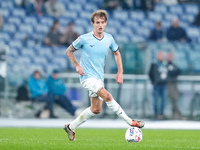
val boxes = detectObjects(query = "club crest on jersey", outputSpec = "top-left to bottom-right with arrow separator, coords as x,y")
74,38 -> 80,45
104,42 -> 109,48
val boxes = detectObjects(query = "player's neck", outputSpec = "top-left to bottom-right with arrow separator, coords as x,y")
93,31 -> 104,39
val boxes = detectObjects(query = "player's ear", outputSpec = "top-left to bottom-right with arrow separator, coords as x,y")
105,21 -> 107,26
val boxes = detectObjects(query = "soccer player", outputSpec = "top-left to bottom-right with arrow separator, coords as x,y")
64,9 -> 145,141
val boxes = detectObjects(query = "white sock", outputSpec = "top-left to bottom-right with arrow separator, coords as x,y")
69,107 -> 95,130
106,99 -> 132,126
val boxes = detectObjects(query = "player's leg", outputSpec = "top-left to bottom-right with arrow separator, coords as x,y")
64,97 -> 102,141
97,87 -> 145,128
69,96 -> 103,130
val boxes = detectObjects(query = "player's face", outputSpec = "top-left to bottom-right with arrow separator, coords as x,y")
92,16 -> 107,34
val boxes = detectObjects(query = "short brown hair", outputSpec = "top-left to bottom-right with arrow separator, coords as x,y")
91,9 -> 108,23
33,70 -> 41,76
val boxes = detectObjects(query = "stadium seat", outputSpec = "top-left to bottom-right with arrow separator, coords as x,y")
35,24 -> 49,34
21,48 -> 36,57
169,5 -> 183,15
113,10 -> 129,20
79,11 -> 93,19
164,13 -> 178,21
108,19 -> 121,30
0,32 -> 11,42
173,51 -> 189,72
119,27 -> 134,37
74,19 -> 89,28
180,14 -> 195,24
12,8 -> 26,17
39,17 -> 54,27
188,50 -> 200,72
2,23 -> 17,33
67,3 -> 82,12
114,35 -> 129,44
135,27 -> 150,38
159,42 -> 174,52
9,40 -> 23,49
0,8 -> 10,17
45,63 -> 60,74
19,24 -> 34,34
129,11 -> 145,20
8,48 -> 19,57
33,56 -> 48,66
0,40 -> 5,45
154,4 -> 168,14
26,39 -> 37,48
29,64 -> 45,75
64,11 -> 78,19
179,21 -> 189,29
162,20 -> 171,30
125,20 -> 140,29
104,26 -> 117,35
24,17 -> 38,26
186,27 -> 200,42
148,12 -> 163,21
74,26 -> 85,35
37,47 -> 53,60
188,50 -> 200,61
141,19 -> 155,29
14,32 -> 28,40
17,56 -> 33,64
192,60 -> 200,72
58,17 -> 71,27
0,1 -> 14,9
52,56 -> 68,69
7,16 -> 22,26
184,4 -> 199,15
83,3 -> 98,12
52,47 -> 67,56
131,35 -> 145,43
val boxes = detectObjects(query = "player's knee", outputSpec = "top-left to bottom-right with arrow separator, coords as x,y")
105,93 -> 113,102
91,107 -> 102,114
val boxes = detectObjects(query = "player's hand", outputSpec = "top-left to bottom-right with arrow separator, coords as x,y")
116,72 -> 123,84
76,64 -> 85,76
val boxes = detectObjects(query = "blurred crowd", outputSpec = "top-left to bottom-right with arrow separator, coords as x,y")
1,0 -> 200,120
16,69 -> 80,118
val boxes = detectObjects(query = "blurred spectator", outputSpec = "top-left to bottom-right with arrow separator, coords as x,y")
26,0 -> 46,16
149,51 -> 168,120
102,0 -> 120,10
193,10 -> 200,26
44,0 -> 66,17
15,0 -> 30,7
149,21 -> 165,42
167,52 -> 183,119
46,70 -> 79,117
0,14 -> 3,29
60,22 -> 79,46
134,0 -> 155,11
44,20 -> 62,47
166,18 -> 189,42
16,81 -> 30,102
162,0 -> 178,5
28,70 -> 57,118
120,0 -> 134,10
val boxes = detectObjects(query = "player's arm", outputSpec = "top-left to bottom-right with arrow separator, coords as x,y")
113,50 -> 123,84
66,44 -> 85,75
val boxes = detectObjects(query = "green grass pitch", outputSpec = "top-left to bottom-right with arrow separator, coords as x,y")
0,128 -> 200,150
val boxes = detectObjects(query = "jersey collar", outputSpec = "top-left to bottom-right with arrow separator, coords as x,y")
92,31 -> 104,41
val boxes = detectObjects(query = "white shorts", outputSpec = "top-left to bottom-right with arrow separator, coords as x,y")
81,77 -> 104,101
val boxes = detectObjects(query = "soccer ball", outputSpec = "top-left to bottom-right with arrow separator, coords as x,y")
125,127 -> 143,142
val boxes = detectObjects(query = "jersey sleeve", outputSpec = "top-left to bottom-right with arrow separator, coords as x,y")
109,35 -> 119,52
72,36 -> 84,50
